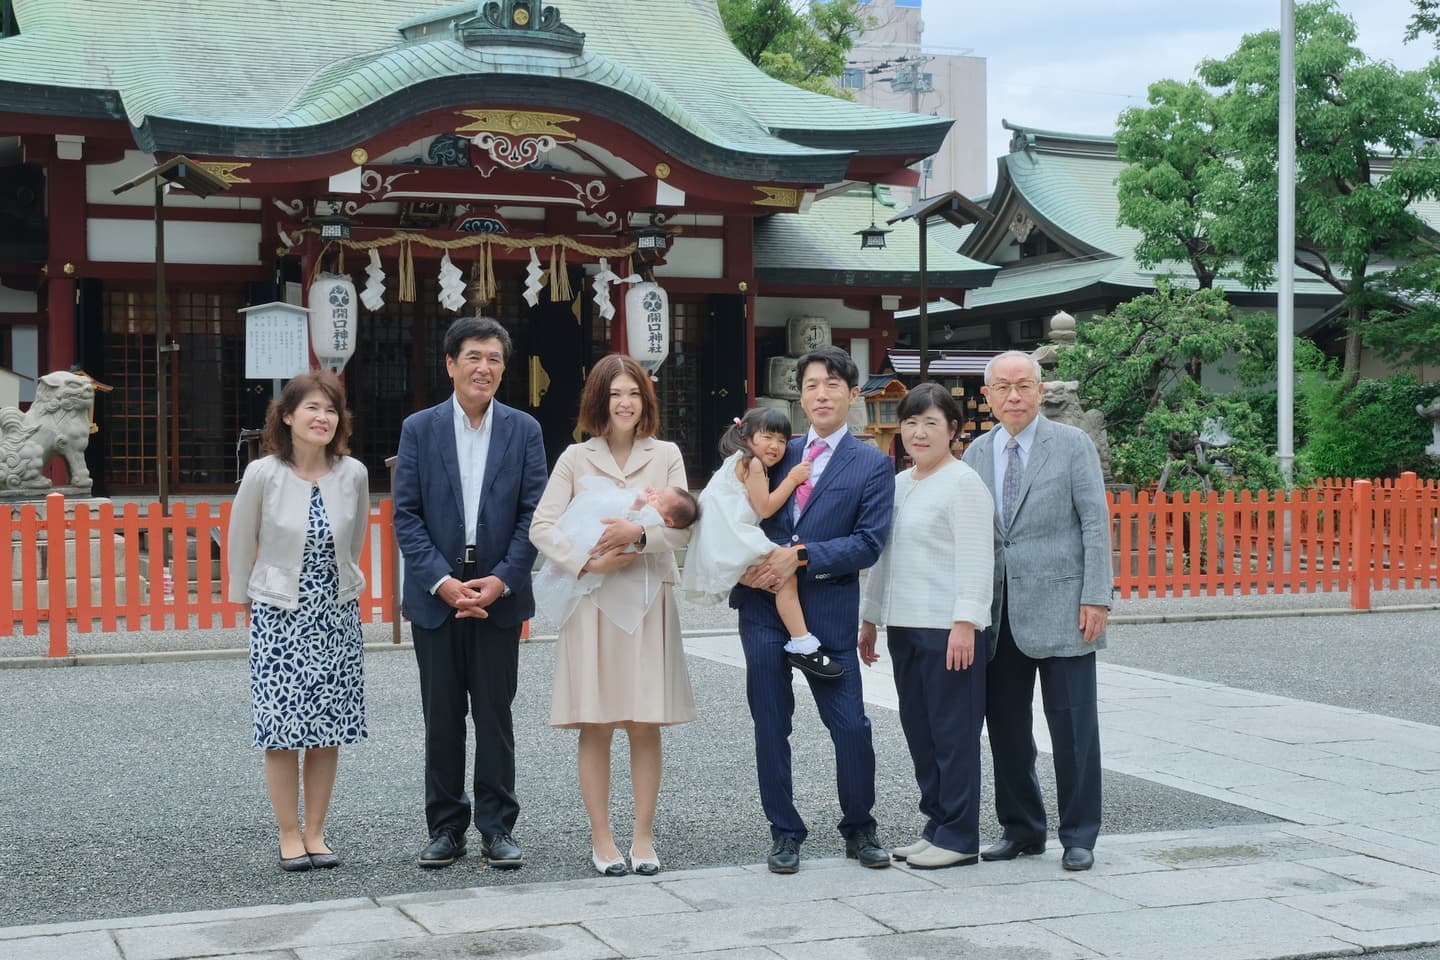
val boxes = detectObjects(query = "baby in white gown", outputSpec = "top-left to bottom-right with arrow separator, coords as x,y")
532,477 -> 697,633
680,407 -> 842,679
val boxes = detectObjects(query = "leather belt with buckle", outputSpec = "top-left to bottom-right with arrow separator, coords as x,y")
463,545 -> 477,564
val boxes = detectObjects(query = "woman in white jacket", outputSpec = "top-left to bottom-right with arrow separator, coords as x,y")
858,382 -> 994,870
227,371 -> 370,872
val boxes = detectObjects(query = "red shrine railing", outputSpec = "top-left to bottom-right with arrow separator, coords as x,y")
5,473 -> 1438,657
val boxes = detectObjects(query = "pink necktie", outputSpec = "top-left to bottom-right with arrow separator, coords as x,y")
794,438 -> 827,513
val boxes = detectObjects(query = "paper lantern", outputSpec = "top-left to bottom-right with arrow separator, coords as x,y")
624,281 -> 669,375
308,274 -> 358,372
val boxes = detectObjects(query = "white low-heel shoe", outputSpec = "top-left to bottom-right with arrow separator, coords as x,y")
892,838 -> 932,861
592,849 -> 627,877
906,845 -> 979,870
628,845 -> 660,877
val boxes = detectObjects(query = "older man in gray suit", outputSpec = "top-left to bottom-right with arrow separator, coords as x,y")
961,350 -> 1111,872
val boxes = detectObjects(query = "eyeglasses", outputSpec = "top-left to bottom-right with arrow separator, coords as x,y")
987,380 -> 1039,397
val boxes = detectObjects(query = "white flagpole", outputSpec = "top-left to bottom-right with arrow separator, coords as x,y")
1277,0 -> 1296,487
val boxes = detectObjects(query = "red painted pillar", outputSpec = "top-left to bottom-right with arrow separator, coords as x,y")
723,214 -> 757,406
45,155 -> 85,374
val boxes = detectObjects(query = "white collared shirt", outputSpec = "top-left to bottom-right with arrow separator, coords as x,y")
453,393 -> 494,546
992,415 -> 1039,523
793,423 -> 850,521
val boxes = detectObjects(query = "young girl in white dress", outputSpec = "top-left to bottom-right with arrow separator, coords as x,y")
680,407 -> 841,679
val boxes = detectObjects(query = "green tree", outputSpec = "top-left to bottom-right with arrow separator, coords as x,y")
1054,284 -> 1319,489
1405,0 -> 1440,46
719,0 -> 868,98
1197,0 -> 1440,379
1299,374 -> 1440,478
1115,80 -> 1236,291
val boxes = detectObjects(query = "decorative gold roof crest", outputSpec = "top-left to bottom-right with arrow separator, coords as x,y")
457,2 -> 585,54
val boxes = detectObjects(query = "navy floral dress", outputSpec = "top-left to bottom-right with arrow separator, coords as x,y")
248,485 -> 366,749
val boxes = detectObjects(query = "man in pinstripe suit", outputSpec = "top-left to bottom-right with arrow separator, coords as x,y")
731,345 -> 896,874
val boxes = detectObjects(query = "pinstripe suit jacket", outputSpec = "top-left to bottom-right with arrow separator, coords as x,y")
731,430 -> 894,642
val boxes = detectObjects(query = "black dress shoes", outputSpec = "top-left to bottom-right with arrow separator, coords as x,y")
981,838 -> 1046,861
844,827 -> 892,869
768,834 -> 801,874
787,650 -> 844,680
1062,847 -> 1095,871
482,831 -> 525,870
278,849 -> 312,873
417,832 -> 466,869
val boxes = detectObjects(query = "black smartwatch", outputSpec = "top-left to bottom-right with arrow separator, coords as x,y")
795,545 -> 809,568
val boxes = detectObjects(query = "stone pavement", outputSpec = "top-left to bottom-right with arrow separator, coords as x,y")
4,631 -> 1440,960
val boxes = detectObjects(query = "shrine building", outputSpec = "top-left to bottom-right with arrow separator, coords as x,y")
0,0 -> 997,491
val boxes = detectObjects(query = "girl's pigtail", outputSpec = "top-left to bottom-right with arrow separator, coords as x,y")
717,416 -> 746,459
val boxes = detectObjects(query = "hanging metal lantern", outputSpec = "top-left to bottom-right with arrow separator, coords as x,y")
307,273 -> 358,373
624,281 -> 670,375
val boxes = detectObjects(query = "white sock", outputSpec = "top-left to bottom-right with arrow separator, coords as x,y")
784,634 -> 820,655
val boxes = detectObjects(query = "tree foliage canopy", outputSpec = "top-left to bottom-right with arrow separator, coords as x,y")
1114,1 -> 1440,377
1053,285 -> 1336,489
718,0 -> 868,98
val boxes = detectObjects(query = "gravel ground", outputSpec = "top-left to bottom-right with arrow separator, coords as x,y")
7,584 -> 1438,931
0,642 -> 1274,928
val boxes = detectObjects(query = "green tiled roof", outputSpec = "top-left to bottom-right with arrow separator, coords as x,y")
0,0 -> 951,180
754,191 -> 999,288
959,123 -> 1347,307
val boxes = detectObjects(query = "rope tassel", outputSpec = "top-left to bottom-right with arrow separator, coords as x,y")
398,240 -> 416,303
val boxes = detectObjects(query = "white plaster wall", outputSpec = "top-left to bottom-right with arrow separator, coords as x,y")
653,237 -> 722,279
88,218 -> 263,265
11,326 -> 38,402
0,282 -> 37,312
754,297 -> 869,329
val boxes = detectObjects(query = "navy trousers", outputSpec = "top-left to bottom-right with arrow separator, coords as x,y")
888,625 -> 986,854
986,600 -> 1102,851
739,606 -> 877,844
412,602 -> 522,841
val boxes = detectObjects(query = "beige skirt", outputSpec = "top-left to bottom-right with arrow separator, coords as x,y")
549,587 -> 697,728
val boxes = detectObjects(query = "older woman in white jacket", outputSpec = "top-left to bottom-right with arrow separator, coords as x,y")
227,371 -> 370,872
859,382 -> 994,870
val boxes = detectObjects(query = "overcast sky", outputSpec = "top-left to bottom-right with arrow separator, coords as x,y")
915,0 -> 1437,190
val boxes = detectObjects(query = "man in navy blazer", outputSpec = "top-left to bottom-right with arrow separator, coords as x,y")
393,316 -> 547,871
731,345 -> 895,874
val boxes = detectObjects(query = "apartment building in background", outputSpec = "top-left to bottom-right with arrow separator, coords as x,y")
843,0 -> 988,199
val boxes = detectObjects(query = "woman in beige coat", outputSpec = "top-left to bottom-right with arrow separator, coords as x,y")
530,353 -> 695,878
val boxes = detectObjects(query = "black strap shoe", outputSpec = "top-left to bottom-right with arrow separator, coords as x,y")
482,831 -> 525,870
844,827 -> 892,868
417,832 -> 466,869
787,649 -> 844,680
767,834 -> 801,874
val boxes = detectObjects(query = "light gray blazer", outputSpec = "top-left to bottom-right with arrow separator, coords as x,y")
961,416 -> 1111,659
227,454 -> 370,610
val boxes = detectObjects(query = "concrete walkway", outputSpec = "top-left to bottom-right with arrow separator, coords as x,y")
4,633 -> 1440,960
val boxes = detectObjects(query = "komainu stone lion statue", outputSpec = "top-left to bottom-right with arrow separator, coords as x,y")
1040,379 -> 1114,481
0,371 -> 95,496
1419,395 -> 1440,458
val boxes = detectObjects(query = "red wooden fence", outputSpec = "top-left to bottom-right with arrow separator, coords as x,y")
1110,473 -> 1440,605
2,494 -> 397,658
6,474 -> 1438,658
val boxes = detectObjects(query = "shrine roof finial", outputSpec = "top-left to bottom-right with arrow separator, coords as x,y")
457,1 -> 585,54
